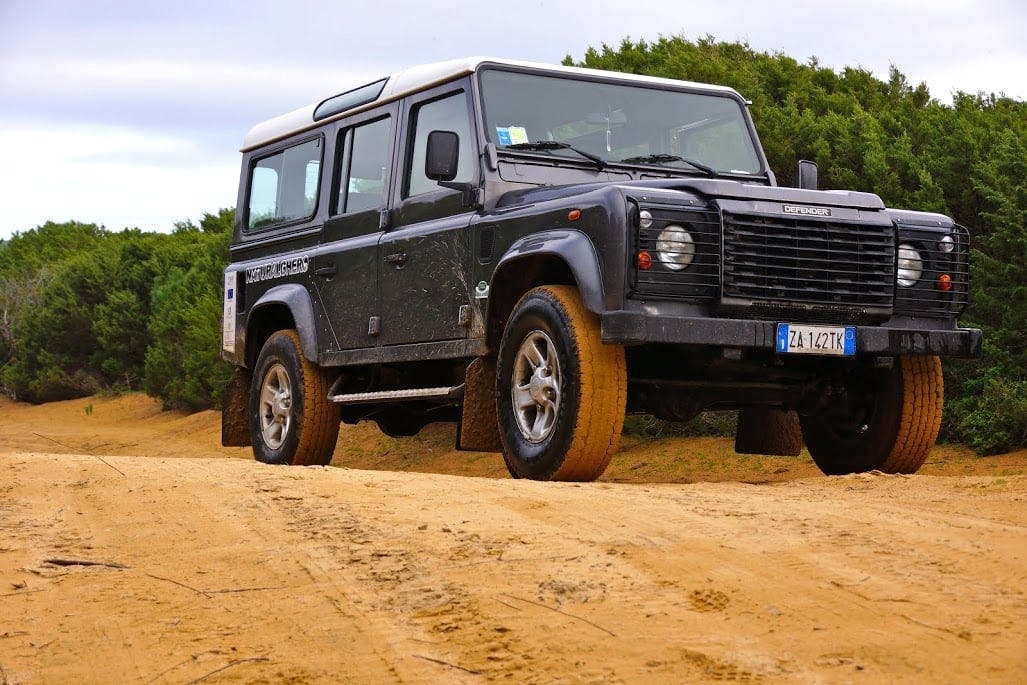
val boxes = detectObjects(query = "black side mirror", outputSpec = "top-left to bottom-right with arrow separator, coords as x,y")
425,130 -> 460,182
796,159 -> 819,190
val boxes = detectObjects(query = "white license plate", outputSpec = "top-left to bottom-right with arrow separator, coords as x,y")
776,324 -> 856,356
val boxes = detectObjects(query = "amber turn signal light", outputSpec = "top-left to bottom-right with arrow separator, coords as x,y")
637,251 -> 653,270
937,274 -> 953,291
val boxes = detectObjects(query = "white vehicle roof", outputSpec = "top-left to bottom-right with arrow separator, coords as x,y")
242,57 -> 744,152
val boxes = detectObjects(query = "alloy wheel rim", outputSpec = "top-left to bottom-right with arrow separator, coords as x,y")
259,363 -> 292,449
511,330 -> 562,443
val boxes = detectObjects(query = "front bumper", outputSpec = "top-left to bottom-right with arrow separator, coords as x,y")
601,311 -> 982,358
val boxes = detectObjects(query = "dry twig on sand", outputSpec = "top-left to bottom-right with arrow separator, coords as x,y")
499,594 -> 616,637
144,573 -> 213,598
412,654 -> 482,675
43,558 -> 128,569
31,433 -> 127,477
183,657 -> 269,684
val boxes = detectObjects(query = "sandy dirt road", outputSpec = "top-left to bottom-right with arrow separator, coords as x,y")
1,396 -> 1026,683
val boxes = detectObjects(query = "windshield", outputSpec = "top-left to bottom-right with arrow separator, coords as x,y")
479,69 -> 763,175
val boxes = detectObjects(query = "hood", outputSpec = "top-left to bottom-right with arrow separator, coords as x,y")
495,177 -> 886,211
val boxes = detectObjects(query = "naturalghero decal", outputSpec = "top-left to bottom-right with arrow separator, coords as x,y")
244,256 -> 310,284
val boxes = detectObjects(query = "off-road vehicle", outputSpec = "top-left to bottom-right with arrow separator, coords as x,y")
221,57 -> 981,480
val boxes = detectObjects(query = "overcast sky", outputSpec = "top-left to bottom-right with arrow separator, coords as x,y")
1,0 -> 1024,239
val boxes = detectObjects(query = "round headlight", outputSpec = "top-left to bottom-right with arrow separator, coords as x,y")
638,210 -> 653,228
897,243 -> 923,287
656,225 -> 695,270
939,235 -> 955,253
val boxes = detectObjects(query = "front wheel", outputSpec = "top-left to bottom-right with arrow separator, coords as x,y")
249,329 -> 340,465
496,286 -> 626,482
800,355 -> 943,475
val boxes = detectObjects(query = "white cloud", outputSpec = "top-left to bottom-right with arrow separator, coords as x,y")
0,0 -> 1024,238
0,123 -> 238,235
0,54 -> 382,130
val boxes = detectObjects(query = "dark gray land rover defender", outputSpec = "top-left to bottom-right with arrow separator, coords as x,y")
221,58 -> 981,481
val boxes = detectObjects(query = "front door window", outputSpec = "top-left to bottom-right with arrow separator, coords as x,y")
405,91 -> 475,198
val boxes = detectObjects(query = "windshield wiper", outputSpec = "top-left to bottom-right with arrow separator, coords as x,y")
506,141 -> 606,170
617,153 -> 716,176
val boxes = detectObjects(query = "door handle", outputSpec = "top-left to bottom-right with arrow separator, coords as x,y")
315,263 -> 337,278
384,252 -> 408,266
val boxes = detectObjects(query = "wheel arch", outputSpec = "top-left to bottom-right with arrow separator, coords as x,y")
245,284 -> 318,366
484,230 -> 604,353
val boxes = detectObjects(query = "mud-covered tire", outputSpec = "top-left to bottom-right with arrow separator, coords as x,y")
735,408 -> 803,456
496,286 -> 626,481
800,355 -> 943,475
249,330 -> 340,466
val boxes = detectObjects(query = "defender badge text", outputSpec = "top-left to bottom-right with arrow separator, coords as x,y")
782,204 -> 832,217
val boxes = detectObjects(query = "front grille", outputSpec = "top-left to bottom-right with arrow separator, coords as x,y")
723,212 -> 895,310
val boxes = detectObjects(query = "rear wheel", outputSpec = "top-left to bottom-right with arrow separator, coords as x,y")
250,329 -> 340,465
496,286 -> 626,481
800,355 -> 943,475
735,408 -> 803,456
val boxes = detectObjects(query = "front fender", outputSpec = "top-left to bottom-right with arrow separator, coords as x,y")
491,229 -> 605,313
249,284 -> 319,362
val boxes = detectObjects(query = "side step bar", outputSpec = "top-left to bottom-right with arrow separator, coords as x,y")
328,385 -> 464,405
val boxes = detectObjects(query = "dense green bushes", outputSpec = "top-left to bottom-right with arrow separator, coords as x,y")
143,225 -> 233,411
946,130 -> 1027,453
0,210 -> 234,410
1,37 -> 1023,453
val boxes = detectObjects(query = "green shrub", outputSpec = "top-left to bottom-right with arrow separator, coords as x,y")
143,235 -> 233,410
0,210 -> 235,409
952,376 -> 1027,455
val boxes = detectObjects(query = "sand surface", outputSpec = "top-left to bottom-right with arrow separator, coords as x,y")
1,395 -> 1025,683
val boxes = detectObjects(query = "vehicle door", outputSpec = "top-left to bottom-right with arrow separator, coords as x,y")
377,82 -> 479,347
314,104 -> 397,353
238,134 -> 336,350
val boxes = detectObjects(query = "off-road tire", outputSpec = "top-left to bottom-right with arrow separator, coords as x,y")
249,329 -> 340,466
800,355 -> 943,475
735,408 -> 803,456
496,286 -> 626,481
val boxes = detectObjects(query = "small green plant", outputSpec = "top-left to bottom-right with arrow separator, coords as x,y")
954,376 -> 1027,455
624,412 -> 736,440
84,403 -> 93,416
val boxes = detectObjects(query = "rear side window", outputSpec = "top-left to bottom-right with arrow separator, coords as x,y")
247,138 -> 322,230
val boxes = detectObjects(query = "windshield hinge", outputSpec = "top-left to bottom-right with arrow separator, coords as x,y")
483,142 -> 498,171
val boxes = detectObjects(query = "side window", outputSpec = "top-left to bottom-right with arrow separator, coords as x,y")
246,138 -> 322,230
405,91 -> 473,198
336,116 -> 391,214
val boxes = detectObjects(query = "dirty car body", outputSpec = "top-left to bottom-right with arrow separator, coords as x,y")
221,57 -> 981,480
